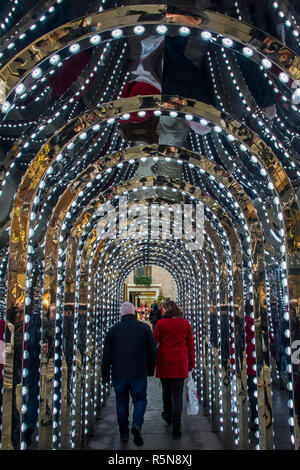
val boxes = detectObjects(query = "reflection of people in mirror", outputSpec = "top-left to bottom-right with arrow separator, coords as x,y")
244,298 -> 258,431
5,303 -> 24,449
118,35 -> 163,144
292,298 -> 300,428
234,311 -> 245,377
166,13 -> 202,27
0,317 -> 5,442
262,37 -> 294,67
40,305 -> 56,428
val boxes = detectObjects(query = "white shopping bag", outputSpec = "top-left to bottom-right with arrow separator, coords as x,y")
186,371 -> 199,415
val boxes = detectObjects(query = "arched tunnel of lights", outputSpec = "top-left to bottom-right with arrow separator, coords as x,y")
0,0 -> 300,451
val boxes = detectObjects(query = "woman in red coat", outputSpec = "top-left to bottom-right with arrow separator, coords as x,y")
153,301 -> 195,438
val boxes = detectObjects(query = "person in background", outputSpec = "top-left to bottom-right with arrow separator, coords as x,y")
159,300 -> 165,317
101,302 -> 157,446
149,301 -> 162,331
153,300 -> 195,439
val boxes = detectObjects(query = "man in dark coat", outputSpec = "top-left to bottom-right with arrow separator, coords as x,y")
101,302 -> 157,446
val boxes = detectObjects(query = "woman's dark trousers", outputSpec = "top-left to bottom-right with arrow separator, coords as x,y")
160,378 -> 185,425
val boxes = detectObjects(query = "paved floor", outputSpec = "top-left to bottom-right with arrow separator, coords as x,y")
271,383 -> 291,450
86,377 -> 223,450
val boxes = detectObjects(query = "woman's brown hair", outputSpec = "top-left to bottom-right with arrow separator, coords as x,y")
164,300 -> 183,318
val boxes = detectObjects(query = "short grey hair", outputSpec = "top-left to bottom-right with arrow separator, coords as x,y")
120,302 -> 136,316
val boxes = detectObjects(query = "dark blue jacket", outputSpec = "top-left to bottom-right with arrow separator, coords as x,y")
101,314 -> 157,382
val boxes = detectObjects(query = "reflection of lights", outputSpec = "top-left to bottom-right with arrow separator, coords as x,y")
222,37 -> 233,47
292,88 -> 300,104
15,83 -> 26,95
49,54 -> 60,65
1,101 -> 11,112
201,31 -> 212,40
69,43 -> 80,54
111,28 -> 123,38
242,47 -> 253,57
261,58 -> 272,69
31,67 -> 42,79
179,26 -> 190,36
270,230 -> 281,242
133,25 -> 145,35
156,25 -> 168,35
90,34 -> 101,45
279,72 -> 289,83
21,405 -> 27,414
1,30 -> 297,447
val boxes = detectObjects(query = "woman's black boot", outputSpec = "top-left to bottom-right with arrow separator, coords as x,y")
172,422 -> 182,439
162,411 -> 172,425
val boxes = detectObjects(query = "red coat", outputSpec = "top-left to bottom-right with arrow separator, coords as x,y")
153,318 -> 195,378
120,81 -> 160,123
